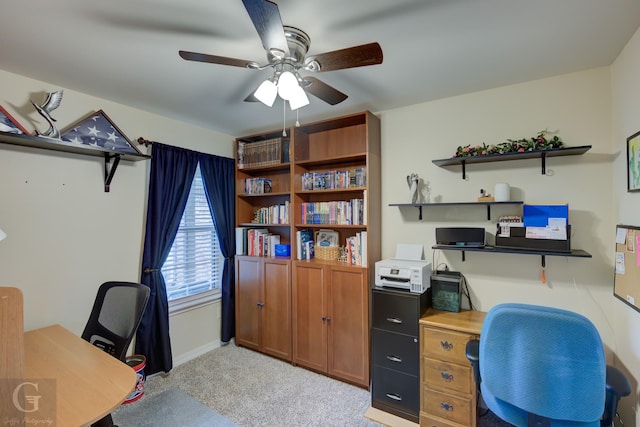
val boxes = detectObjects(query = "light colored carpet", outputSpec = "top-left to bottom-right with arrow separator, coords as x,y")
119,342 -> 382,427
113,388 -> 238,427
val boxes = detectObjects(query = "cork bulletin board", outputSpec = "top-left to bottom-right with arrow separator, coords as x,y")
614,224 -> 640,313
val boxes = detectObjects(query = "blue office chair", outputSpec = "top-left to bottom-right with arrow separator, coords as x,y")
466,303 -> 631,427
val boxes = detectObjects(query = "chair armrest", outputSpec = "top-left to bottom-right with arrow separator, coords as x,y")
606,365 -> 631,398
466,339 -> 480,386
602,365 -> 631,427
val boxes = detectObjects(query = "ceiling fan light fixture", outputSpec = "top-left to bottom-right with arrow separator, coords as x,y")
288,85 -> 309,110
254,79 -> 277,107
277,71 -> 299,101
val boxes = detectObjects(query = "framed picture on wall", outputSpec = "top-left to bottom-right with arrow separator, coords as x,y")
0,105 -> 30,135
627,130 -> 640,192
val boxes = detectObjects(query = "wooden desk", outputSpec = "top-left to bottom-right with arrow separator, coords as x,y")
419,309 -> 486,427
24,324 -> 136,427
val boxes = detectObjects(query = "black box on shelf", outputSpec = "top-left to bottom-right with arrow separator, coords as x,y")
495,224 -> 571,253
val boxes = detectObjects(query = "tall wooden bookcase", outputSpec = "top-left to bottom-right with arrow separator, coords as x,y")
234,111 -> 380,387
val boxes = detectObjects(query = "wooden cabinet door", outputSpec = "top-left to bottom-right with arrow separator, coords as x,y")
235,256 -> 261,350
261,258 -> 292,361
292,262 -> 327,373
327,265 -> 369,387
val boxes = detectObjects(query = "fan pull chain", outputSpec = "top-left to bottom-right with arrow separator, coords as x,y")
295,109 -> 300,127
282,100 -> 287,137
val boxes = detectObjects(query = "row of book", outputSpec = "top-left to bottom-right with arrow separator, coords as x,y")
252,201 -> 289,224
243,178 -> 273,195
299,199 -> 365,225
235,227 -> 281,257
346,231 -> 368,267
301,168 -> 366,191
237,138 -> 288,169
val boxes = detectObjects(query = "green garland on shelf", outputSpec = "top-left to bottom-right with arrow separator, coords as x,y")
452,129 -> 564,158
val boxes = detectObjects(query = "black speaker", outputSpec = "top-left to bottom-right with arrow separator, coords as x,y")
435,227 -> 485,247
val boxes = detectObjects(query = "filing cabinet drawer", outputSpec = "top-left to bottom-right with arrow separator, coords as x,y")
422,327 -> 474,364
372,328 -> 419,376
373,288 -> 426,336
422,356 -> 472,395
422,386 -> 472,426
371,364 -> 419,417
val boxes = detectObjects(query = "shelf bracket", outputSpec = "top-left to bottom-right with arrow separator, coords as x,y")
461,160 -> 467,180
461,251 -> 466,262
486,205 -> 491,220
104,153 -> 122,192
541,255 -> 546,268
418,205 -> 423,221
541,152 -> 547,175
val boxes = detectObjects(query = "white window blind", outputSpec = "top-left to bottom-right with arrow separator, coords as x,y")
162,165 -> 223,302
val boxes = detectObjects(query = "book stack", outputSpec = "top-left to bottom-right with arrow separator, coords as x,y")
252,201 -> 289,224
243,178 -> 273,195
345,231 -> 367,267
299,199 -> 365,225
235,227 -> 282,257
301,167 -> 366,191
237,138 -> 284,169
296,229 -> 315,260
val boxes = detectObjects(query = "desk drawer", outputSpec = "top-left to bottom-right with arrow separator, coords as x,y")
422,327 -> 474,364
420,412 -> 462,427
372,329 -> 419,376
373,289 -> 421,335
422,357 -> 472,395
422,386 -> 472,426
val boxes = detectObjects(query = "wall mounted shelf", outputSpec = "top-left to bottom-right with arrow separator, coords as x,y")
432,145 -> 592,179
0,131 -> 150,192
389,201 -> 524,220
432,244 -> 592,267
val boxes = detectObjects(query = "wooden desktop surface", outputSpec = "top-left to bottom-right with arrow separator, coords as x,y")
24,324 -> 136,426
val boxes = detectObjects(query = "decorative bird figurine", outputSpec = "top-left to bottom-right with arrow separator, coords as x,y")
407,173 -> 420,204
31,90 -> 63,139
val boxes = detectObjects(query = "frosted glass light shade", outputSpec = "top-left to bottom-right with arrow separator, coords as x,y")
254,80 -> 277,107
288,85 -> 309,110
0,228 -> 6,241
277,71 -> 298,100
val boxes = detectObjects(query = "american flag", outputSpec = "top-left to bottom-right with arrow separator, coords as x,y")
61,112 -> 137,154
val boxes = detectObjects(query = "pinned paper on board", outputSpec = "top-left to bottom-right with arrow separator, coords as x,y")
627,228 -> 636,253
616,227 -> 627,244
615,252 -> 625,274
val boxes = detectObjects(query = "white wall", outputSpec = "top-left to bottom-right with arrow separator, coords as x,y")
0,69 -> 232,362
612,26 -> 640,426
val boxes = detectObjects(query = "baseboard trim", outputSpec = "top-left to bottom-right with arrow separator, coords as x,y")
172,341 -> 222,367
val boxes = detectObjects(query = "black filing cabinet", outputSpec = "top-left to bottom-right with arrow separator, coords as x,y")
371,287 -> 430,422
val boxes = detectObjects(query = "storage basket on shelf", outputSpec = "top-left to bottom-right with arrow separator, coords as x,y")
315,246 -> 340,261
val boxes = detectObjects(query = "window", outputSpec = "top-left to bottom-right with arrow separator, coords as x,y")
162,164 -> 223,311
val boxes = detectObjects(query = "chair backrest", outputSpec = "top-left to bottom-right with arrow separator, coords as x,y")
479,303 -> 606,426
81,281 -> 150,361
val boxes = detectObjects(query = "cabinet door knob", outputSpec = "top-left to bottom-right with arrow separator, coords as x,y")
256,302 -> 264,307
440,340 -> 453,351
386,355 -> 402,363
386,393 -> 402,401
386,317 -> 402,324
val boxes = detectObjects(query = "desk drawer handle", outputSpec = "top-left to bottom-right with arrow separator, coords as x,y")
440,402 -> 454,412
440,340 -> 453,351
386,317 -> 402,324
386,393 -> 402,401
440,371 -> 454,382
386,355 -> 402,363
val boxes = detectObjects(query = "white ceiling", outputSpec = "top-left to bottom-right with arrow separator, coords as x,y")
2,0 -> 640,137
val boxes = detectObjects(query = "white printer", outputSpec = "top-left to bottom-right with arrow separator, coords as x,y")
375,244 -> 431,293
375,258 -> 431,293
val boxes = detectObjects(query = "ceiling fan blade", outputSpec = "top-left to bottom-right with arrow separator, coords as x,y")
303,77 -> 348,105
241,0 -> 289,56
305,42 -> 383,72
179,50 -> 258,68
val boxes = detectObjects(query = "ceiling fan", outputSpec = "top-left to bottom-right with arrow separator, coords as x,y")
178,0 -> 383,109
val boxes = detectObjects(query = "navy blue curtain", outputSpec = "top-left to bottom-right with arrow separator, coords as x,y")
199,153 -> 236,343
136,143 -> 199,375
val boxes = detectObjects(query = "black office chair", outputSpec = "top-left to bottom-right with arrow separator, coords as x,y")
465,303 -> 631,427
81,281 -> 150,427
